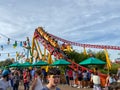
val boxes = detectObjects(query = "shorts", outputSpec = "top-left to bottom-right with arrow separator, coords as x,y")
78,77 -> 82,81
83,78 -> 87,81
69,77 -> 73,80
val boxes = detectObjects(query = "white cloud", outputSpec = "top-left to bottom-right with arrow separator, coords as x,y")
0,0 -> 120,61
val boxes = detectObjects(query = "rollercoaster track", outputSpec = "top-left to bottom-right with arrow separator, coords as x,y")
34,27 -> 107,86
48,33 -> 120,50
34,28 -> 104,70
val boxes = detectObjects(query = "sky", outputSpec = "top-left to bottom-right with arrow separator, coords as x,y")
0,0 -> 120,61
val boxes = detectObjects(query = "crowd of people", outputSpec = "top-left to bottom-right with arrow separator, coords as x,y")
0,67 -> 120,90
0,67 -> 61,90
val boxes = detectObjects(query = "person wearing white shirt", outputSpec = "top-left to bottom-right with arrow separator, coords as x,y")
91,72 -> 101,90
31,69 -> 43,90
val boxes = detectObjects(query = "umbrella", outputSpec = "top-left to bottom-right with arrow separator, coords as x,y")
51,58 -> 71,66
21,62 -> 32,67
79,57 -> 106,65
32,60 -> 49,66
9,62 -> 21,67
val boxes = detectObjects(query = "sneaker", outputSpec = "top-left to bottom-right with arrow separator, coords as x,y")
73,84 -> 77,87
87,86 -> 90,88
77,86 -> 80,88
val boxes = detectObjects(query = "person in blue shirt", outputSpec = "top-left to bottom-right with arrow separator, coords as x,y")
41,67 -> 61,90
0,69 -> 11,90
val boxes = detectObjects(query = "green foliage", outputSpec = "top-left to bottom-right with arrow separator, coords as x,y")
50,49 -> 119,75
64,49 -> 120,74
100,63 -> 120,74
95,51 -> 106,62
66,50 -> 106,64
59,66 -> 68,74
100,69 -> 108,74
65,50 -> 89,63
0,58 -> 13,68
65,49 -> 109,73
110,63 -> 120,74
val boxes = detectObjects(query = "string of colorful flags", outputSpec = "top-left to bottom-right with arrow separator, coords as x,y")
0,51 -> 26,60
0,33 -> 30,49
0,33 -> 30,58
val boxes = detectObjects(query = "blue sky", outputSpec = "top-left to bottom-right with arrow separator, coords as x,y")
0,0 -> 120,61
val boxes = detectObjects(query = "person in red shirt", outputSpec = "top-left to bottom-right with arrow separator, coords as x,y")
68,68 -> 73,86
23,69 -> 30,90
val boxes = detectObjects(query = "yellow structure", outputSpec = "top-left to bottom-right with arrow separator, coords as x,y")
104,49 -> 112,70
31,28 -> 53,68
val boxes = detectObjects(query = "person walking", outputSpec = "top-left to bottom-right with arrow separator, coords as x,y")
105,73 -> 117,90
77,68 -> 83,88
91,72 -> 101,90
13,71 -> 20,90
68,68 -> 73,87
65,68 -> 69,85
23,69 -> 30,90
0,69 -> 11,90
31,69 -> 43,90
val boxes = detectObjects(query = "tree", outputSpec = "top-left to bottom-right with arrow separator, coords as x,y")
66,50 -> 106,64
95,50 -> 106,62
0,58 -> 13,67
65,50 -> 89,63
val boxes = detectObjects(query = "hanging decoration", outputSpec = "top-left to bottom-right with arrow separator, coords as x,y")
20,52 -> 25,58
7,38 -> 10,45
1,45 -> 3,50
0,33 -> 32,61
0,52 -> 19,57
23,41 -> 27,47
20,41 -> 23,47
13,41 -> 17,48
8,53 -> 10,57
27,37 -> 29,41
16,52 -> 19,61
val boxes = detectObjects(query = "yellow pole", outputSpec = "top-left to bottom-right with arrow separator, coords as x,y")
35,39 -> 42,57
34,39 -> 42,60
83,47 -> 87,55
104,49 -> 112,71
42,48 -> 46,61
46,53 -> 52,72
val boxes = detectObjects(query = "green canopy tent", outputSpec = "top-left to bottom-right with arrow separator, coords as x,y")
9,62 -> 21,67
32,60 -> 49,66
51,58 -> 71,66
21,62 -> 32,67
79,57 -> 106,65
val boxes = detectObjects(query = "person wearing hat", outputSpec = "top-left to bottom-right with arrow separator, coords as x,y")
0,69 -> 11,90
